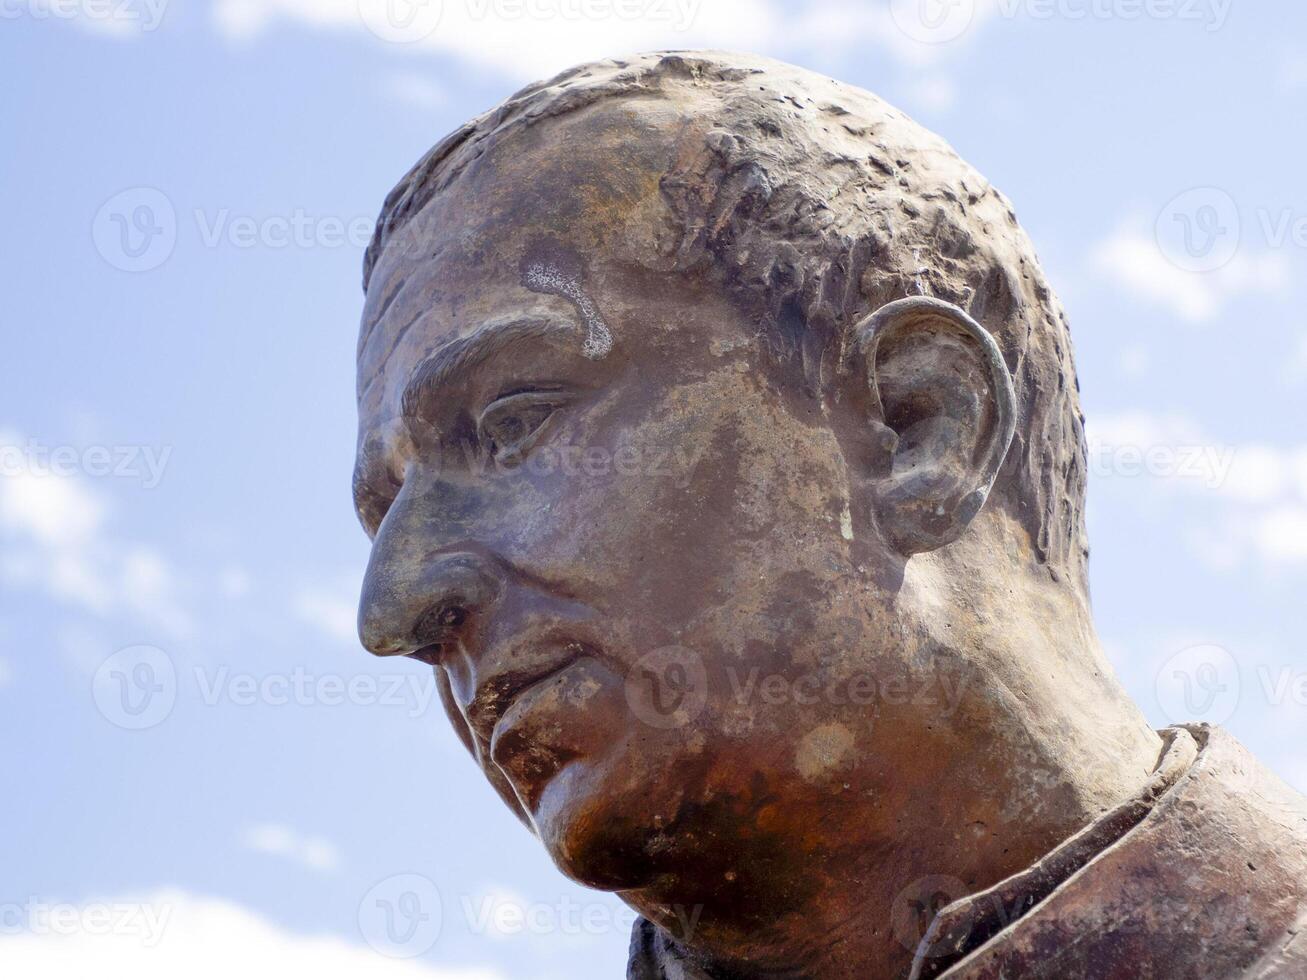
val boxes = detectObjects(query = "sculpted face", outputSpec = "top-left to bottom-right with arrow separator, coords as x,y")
353,95 -> 1113,970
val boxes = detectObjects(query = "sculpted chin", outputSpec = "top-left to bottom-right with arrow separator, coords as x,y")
351,51 -> 1307,979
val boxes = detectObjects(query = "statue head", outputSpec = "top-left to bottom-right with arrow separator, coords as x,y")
353,51 -> 1160,975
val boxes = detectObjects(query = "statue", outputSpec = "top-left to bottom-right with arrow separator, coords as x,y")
352,51 -> 1307,978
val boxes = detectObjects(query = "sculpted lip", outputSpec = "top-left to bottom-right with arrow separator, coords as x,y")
468,644 -> 589,743
406,644 -> 447,668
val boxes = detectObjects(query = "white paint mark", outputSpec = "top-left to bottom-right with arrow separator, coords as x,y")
795,723 -> 856,782
523,262 -> 613,359
840,502 -> 854,541
913,248 -> 927,296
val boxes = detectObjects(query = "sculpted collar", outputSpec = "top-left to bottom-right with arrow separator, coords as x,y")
909,726 -> 1199,979
630,725 -> 1307,978
912,723 -> 1307,979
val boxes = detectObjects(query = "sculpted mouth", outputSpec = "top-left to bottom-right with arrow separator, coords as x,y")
468,644 -> 588,742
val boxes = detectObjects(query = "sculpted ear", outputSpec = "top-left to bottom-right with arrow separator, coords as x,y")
854,297 -> 1016,556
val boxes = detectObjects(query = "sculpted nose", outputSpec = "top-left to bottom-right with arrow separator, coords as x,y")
358,544 -> 502,657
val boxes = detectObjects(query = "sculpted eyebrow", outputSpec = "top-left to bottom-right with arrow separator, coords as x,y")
354,315 -> 585,518
399,315 -> 582,424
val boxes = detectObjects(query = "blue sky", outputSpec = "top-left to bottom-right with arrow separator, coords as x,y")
3,1 -> 1306,976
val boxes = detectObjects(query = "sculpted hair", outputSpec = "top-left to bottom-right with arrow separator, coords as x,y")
363,51 -> 1090,590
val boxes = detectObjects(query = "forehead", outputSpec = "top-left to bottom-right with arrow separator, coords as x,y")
357,98 -> 693,419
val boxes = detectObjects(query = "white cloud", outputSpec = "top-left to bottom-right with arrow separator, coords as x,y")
383,71 -> 447,109
1085,411 -> 1234,490
1086,411 -> 1205,455
1116,343 -> 1150,379
211,0 -> 275,40
0,460 -> 190,635
56,624 -> 111,677
0,891 -> 505,979
212,0 -> 778,80
0,469 -> 113,613
1085,413 -> 1307,507
1218,445 -> 1298,504
1186,509 -> 1307,573
1182,520 -> 1245,573
778,1 -> 937,67
1276,756 -> 1307,796
219,565 -> 252,598
1290,335 -> 1307,380
903,75 -> 957,113
1253,506 -> 1307,563
783,0 -> 1010,68
209,0 -> 1006,83
120,546 -> 191,636
0,468 -> 106,547
241,824 -> 341,873
293,580 -> 360,645
1279,49 -> 1307,94
1086,412 -> 1307,570
1090,226 -> 1289,323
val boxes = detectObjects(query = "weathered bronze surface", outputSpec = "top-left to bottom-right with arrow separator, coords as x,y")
352,51 -> 1307,978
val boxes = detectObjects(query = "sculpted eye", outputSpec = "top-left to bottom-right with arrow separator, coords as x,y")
476,389 -> 567,461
